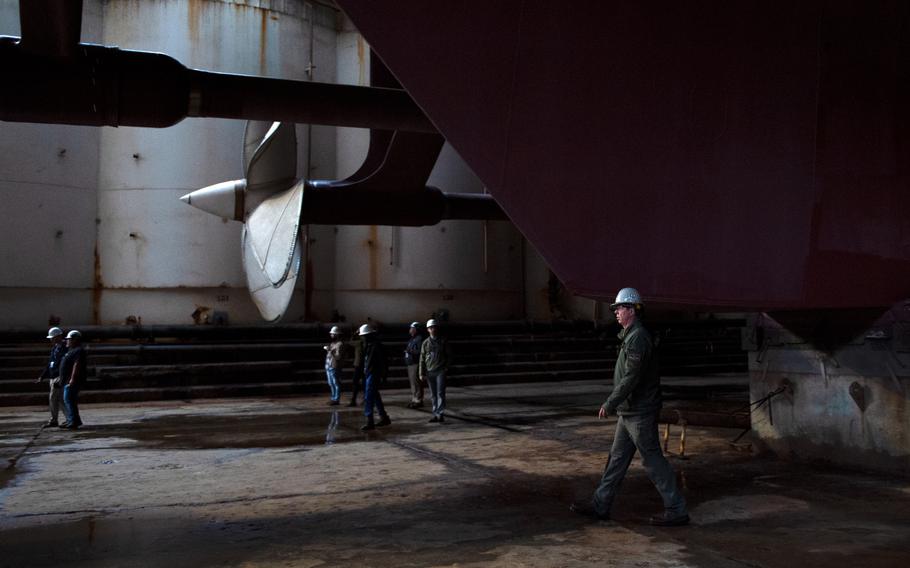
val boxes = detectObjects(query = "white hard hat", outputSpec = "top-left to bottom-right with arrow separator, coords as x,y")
410,321 -> 420,328
329,326 -> 341,335
46,327 -> 63,339
66,330 -> 82,339
358,324 -> 375,336
426,319 -> 438,328
610,287 -> 643,309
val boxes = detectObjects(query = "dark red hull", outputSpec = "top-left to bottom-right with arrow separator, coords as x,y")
337,1 -> 910,310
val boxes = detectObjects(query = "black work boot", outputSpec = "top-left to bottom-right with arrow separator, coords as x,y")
377,414 -> 391,427
361,418 -> 376,431
570,500 -> 611,521
649,511 -> 690,526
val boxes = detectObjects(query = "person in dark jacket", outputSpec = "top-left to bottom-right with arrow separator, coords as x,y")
571,288 -> 689,526
358,324 -> 391,431
59,330 -> 87,430
419,319 -> 451,423
405,322 -> 425,408
347,332 -> 364,407
35,327 -> 67,427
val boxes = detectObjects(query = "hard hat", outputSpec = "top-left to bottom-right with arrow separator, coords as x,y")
358,324 -> 375,336
66,330 -> 82,339
46,327 -> 63,339
329,326 -> 340,335
410,321 -> 420,329
426,319 -> 438,328
610,287 -> 643,309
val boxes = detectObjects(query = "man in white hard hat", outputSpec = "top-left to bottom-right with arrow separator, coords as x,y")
358,324 -> 392,431
571,288 -> 689,526
323,326 -> 345,406
404,322 -> 425,408
419,319 -> 451,423
35,327 -> 68,427
59,330 -> 87,429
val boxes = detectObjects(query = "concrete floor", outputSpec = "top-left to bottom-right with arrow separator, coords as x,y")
1,379 -> 908,568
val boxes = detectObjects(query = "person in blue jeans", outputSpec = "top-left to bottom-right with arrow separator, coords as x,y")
404,322 -> 425,408
571,288 -> 689,527
58,330 -> 87,430
323,326 -> 345,405
419,319 -> 451,423
358,324 -> 391,431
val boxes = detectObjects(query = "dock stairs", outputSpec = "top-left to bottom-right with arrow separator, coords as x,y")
0,320 -> 748,406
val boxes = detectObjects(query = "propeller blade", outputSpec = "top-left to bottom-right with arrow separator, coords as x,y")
242,225 -> 301,322
244,121 -> 298,216
245,182 -> 304,286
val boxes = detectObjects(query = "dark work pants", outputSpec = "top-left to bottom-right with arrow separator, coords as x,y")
350,367 -> 362,403
362,373 -> 386,419
593,412 -> 687,518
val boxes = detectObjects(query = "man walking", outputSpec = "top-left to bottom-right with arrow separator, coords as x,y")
323,326 -> 345,406
571,288 -> 689,526
359,324 -> 391,431
419,319 -> 450,423
347,330 -> 364,407
59,330 -> 87,430
35,327 -> 67,427
405,322 -> 425,408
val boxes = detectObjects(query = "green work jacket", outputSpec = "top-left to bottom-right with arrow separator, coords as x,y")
602,319 -> 661,416
419,336 -> 450,376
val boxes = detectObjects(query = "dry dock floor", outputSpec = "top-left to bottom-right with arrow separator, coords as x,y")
1,379 -> 908,567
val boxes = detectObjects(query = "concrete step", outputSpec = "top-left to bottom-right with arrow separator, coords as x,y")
0,339 -> 655,367
95,360 -> 294,382
0,381 -> 317,406
0,379 -> 61,394
0,320 -> 748,406
0,368 -> 611,407
0,366 -> 109,381
86,358 -> 611,390
0,370 -> 750,407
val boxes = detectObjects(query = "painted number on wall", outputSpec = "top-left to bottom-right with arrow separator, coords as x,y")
216,295 -> 230,303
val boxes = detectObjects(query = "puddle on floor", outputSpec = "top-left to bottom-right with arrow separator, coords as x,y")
69,410 -> 418,450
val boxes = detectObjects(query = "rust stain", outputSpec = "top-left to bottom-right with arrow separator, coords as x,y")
259,8 -> 268,75
368,225 -> 378,289
92,242 -> 103,325
357,36 -> 366,85
187,0 -> 203,44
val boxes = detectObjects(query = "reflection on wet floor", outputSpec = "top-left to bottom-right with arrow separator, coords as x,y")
73,410 -> 418,450
325,410 -> 339,445
2,384 -> 909,568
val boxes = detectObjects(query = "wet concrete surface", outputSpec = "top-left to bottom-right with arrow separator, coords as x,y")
1,379 -> 909,567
